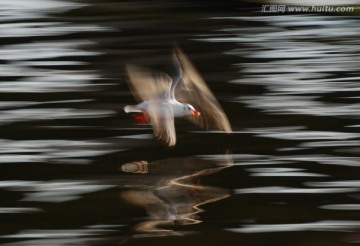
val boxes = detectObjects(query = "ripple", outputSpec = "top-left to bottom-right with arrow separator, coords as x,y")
1,22 -> 111,38
0,80 -> 107,93
0,139 -> 117,164
0,101 -> 38,109
0,40 -> 107,95
0,41 -> 101,61
0,108 -> 115,124
300,140 -> 360,148
0,207 -> 42,213
275,155 -> 360,167
234,95 -> 360,117
235,186 -> 360,194
204,153 -> 360,168
0,0 -> 113,40
0,99 -> 92,109
245,127 -> 360,140
227,220 -> 360,233
347,125 -> 360,128
231,75 -> 360,93
247,167 -> 328,177
201,154 -> 291,166
118,134 -> 153,139
0,180 -> 116,203
0,238 -> 93,246
1,228 -> 110,239
306,180 -> 360,188
320,204 -> 360,210
0,0 -> 86,22
14,61 -> 86,66
203,15 -> 360,119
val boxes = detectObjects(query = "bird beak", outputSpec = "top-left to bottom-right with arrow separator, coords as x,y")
192,109 -> 201,116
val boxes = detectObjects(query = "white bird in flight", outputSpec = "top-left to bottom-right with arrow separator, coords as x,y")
124,46 -> 232,147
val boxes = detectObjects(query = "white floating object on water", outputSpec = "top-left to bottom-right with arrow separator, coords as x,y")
121,160 -> 149,174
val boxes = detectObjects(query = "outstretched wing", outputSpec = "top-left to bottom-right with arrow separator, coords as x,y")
125,65 -> 176,147
125,65 -> 172,102
174,47 -> 232,133
147,100 -> 176,147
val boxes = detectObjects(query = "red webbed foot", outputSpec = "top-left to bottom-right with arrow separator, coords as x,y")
132,112 -> 149,124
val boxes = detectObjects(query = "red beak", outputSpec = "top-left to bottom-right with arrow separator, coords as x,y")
192,109 -> 201,116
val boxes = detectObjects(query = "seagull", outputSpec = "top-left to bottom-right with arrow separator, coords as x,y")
124,46 -> 232,147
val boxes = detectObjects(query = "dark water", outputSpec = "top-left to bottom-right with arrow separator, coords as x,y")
1,0 -> 360,245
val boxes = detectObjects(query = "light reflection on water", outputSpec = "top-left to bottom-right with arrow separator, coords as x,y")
0,180 -> 115,200
236,186 -> 360,194
0,207 -> 41,213
236,95 -> 360,117
320,204 -> 360,210
228,220 -> 360,233
0,41 -> 101,60
120,154 -> 232,237
0,22 -> 110,37
246,167 -> 328,177
0,139 -> 117,164
0,0 -> 359,245
0,229 -> 114,246
203,15 -> 360,120
244,126 -> 360,140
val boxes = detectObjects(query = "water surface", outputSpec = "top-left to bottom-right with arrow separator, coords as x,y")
0,1 -> 359,245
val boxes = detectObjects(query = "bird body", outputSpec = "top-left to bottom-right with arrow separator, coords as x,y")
125,99 -> 197,118
124,47 -> 230,147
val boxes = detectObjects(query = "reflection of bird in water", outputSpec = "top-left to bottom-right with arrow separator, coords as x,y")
120,154 -> 233,237
124,46 -> 232,147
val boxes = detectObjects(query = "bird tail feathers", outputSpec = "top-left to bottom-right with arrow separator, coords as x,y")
124,105 -> 142,113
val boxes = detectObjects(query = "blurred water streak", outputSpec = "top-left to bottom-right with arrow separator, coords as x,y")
0,0 -> 359,245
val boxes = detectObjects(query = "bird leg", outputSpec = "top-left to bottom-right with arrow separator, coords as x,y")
132,112 -> 150,124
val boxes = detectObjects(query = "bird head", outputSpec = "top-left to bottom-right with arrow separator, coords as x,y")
185,104 -> 201,117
